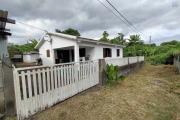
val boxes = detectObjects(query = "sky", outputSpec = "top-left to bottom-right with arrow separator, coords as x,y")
1,0 -> 180,44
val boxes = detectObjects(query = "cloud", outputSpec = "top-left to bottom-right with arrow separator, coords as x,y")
1,0 -> 180,44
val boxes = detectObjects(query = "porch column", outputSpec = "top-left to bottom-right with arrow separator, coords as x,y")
74,44 -> 79,62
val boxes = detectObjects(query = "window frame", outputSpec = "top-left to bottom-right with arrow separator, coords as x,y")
103,48 -> 112,58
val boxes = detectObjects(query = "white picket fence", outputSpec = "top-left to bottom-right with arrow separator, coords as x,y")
105,56 -> 144,66
13,60 -> 99,119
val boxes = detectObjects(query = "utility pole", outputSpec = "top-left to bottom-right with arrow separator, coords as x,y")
149,36 -> 152,44
0,10 -> 15,59
0,10 -> 15,117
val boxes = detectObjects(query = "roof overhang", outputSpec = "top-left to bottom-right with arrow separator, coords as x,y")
77,37 -> 125,48
48,32 -> 77,40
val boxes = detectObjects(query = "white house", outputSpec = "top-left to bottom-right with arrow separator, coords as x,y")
35,32 -> 124,65
23,51 -> 40,63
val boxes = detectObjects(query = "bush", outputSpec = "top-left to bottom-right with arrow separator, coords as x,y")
124,40 -> 180,65
106,64 -> 124,85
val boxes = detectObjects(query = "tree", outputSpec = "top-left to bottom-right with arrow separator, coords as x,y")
55,28 -> 81,36
8,39 -> 38,58
99,31 -> 109,42
128,34 -> 143,46
111,33 -> 126,45
160,40 -> 178,46
55,29 -> 61,33
8,44 -> 21,58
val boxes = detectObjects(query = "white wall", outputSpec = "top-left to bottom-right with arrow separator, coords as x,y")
52,36 -> 76,49
23,54 -> 40,63
79,42 -> 123,60
39,35 -> 78,65
39,40 -> 54,65
93,45 -> 122,60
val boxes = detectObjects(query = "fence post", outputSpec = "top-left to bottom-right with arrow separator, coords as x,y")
2,57 -> 16,116
99,59 -> 106,86
0,60 -> 5,115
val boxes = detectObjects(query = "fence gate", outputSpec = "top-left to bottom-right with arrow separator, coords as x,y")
13,61 -> 99,119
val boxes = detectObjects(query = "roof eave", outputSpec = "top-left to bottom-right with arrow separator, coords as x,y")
77,37 -> 125,48
48,32 -> 77,40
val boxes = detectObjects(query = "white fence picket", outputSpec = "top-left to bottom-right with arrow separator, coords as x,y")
13,60 -> 99,119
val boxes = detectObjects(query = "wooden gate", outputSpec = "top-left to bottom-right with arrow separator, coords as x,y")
13,60 -> 99,119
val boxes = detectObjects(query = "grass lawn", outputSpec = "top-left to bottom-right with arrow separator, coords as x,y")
7,64 -> 180,120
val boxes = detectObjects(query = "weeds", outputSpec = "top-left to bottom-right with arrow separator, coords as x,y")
105,64 -> 125,86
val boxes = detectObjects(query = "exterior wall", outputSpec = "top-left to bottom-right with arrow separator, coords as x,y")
93,45 -> 123,60
39,36 -> 77,65
79,42 -> 123,60
39,41 -> 54,65
51,36 -> 76,49
23,54 -> 40,63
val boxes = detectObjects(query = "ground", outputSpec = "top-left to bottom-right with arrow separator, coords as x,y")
5,64 -> 180,120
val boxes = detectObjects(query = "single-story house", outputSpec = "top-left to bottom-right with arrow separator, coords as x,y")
23,51 -> 40,63
35,32 -> 124,65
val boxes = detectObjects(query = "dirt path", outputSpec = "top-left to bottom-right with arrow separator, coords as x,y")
9,64 -> 180,120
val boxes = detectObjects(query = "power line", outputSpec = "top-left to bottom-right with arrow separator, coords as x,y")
16,20 -> 47,32
96,0 -> 136,33
10,34 -> 35,38
104,0 -> 140,33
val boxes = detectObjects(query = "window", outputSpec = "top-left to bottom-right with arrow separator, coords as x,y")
117,49 -> 120,57
46,49 -> 50,57
103,48 -> 112,58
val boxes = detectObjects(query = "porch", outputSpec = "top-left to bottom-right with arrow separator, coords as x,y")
54,45 -> 94,64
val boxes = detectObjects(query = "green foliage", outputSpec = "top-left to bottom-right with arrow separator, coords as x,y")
160,40 -> 178,46
128,34 -> 143,46
111,33 -> 126,45
124,40 -> 180,64
55,28 -> 81,36
106,64 -> 124,85
8,39 -> 38,58
99,31 -> 110,42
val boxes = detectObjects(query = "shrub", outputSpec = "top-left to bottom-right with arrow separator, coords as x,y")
106,64 -> 124,85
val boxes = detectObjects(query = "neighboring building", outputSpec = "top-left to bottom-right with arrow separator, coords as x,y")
35,32 -> 124,65
23,51 -> 40,63
11,54 -> 23,63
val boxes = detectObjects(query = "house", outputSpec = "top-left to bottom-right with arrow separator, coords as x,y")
35,32 -> 124,65
23,51 -> 40,63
